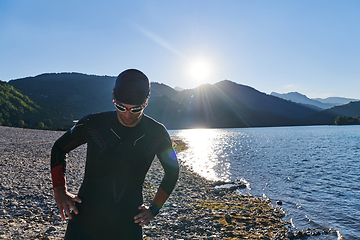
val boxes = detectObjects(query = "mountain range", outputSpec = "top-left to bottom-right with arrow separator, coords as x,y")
2,73 -> 360,129
271,92 -> 358,110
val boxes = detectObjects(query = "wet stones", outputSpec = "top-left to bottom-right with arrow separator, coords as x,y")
142,160 -> 296,239
225,214 -> 232,224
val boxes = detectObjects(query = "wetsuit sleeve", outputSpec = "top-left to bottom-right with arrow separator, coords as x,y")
50,117 -> 87,188
151,133 -> 179,209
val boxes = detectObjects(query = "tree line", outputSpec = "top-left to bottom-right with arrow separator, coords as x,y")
335,115 -> 360,125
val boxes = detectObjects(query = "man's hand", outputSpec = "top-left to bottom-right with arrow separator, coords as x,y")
134,204 -> 155,226
53,186 -> 82,220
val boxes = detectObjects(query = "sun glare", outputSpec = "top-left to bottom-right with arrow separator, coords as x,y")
175,129 -> 231,181
188,59 -> 211,82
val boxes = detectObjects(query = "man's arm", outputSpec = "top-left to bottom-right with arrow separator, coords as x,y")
151,141 -> 179,209
50,119 -> 87,219
134,136 -> 179,225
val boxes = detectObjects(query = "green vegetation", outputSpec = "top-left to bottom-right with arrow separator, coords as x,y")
317,101 -> 360,125
8,73 -> 115,129
5,72 -> 360,130
172,138 -> 189,152
9,73 -> 322,130
190,195 -> 286,239
0,80 -> 54,129
335,115 -> 360,125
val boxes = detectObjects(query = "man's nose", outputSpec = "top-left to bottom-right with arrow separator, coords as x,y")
124,111 -> 132,118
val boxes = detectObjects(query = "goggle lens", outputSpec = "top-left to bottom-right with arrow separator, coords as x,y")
113,100 -> 146,113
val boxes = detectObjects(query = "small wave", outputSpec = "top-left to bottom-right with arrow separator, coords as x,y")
337,231 -> 345,240
238,177 -> 251,189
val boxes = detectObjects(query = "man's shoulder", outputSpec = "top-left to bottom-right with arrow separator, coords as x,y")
143,115 -> 168,134
80,111 -> 116,126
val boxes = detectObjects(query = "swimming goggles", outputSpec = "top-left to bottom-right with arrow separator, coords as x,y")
112,99 -> 147,113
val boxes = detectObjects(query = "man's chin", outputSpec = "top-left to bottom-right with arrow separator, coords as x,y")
123,120 -> 135,126
120,117 -> 140,127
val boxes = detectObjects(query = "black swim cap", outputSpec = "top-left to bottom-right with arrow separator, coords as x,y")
113,69 -> 150,105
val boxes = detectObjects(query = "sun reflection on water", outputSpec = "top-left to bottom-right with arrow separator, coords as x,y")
172,128 -> 232,181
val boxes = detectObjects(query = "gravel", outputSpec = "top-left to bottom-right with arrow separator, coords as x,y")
1,126 -> 325,239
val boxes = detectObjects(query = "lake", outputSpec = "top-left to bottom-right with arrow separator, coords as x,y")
170,125 -> 360,240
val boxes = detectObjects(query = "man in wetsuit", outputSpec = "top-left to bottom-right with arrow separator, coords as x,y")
50,69 -> 179,239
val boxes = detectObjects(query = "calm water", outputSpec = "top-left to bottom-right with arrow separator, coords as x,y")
170,126 -> 360,240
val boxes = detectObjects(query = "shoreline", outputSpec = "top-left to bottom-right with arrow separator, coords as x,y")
0,126 -> 330,239
143,159 -> 292,239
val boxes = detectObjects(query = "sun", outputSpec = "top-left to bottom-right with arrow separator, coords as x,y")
188,59 -> 211,82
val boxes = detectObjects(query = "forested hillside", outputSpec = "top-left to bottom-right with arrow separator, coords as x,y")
0,81 -> 52,128
9,73 -> 116,129
146,80 -> 319,129
5,72 -> 355,130
303,101 -> 360,125
324,101 -> 360,117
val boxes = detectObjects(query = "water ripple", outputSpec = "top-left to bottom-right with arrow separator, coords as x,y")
170,125 -> 360,239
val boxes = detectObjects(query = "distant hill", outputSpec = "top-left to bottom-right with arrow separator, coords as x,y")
314,97 -> 359,105
174,86 -> 185,91
7,72 -> 350,129
323,101 -> 360,118
9,73 -> 116,128
0,80 -> 51,128
271,92 -> 359,110
147,80 -> 319,128
271,92 -> 333,109
302,101 -> 360,125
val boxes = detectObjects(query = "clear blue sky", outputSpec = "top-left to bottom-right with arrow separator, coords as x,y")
1,0 -> 360,99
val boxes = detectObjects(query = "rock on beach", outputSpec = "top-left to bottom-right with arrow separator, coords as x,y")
0,126 -> 295,239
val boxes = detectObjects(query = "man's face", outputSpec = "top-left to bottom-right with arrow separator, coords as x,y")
115,102 -> 145,127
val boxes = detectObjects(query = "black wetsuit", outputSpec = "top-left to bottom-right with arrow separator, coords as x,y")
51,111 -> 179,240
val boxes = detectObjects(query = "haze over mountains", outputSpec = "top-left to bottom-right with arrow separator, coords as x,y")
271,92 -> 358,110
2,73 -> 360,130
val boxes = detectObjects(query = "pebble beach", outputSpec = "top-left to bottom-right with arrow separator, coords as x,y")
0,126 -> 305,239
